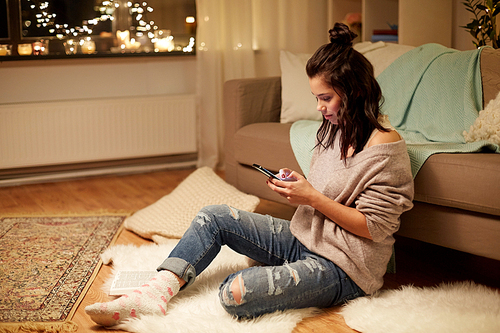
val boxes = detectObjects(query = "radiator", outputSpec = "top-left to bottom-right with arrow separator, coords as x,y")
0,94 -> 197,170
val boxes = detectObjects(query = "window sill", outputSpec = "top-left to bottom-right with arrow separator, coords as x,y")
0,50 -> 195,62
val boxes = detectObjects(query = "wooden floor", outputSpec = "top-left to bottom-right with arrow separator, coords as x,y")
1,167 -> 499,332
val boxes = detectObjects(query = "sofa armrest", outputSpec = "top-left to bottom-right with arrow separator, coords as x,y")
223,76 -> 281,185
481,47 -> 500,106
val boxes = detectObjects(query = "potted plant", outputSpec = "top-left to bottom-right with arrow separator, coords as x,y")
462,0 -> 499,48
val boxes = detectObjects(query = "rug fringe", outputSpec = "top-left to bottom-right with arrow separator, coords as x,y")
0,321 -> 78,333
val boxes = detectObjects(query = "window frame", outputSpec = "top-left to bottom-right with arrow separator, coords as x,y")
0,0 -> 196,61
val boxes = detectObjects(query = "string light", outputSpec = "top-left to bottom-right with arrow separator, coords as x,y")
183,37 -> 195,52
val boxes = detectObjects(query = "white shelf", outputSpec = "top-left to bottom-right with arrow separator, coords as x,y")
362,0 -> 398,43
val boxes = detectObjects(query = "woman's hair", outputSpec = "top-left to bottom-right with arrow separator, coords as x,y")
306,22 -> 387,160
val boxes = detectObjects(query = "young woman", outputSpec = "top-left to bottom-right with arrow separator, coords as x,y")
86,23 -> 414,326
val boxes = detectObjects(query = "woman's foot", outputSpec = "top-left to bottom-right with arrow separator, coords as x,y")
85,270 -> 180,326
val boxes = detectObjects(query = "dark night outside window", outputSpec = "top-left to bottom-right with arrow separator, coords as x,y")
0,0 -> 196,59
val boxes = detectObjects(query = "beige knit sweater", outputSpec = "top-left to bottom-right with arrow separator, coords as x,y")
290,132 -> 414,295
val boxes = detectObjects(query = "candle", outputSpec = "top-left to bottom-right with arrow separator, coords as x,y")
18,43 -> 32,56
41,40 -> 49,55
154,30 -> 174,52
116,30 -> 130,47
81,39 -> 96,54
154,37 -> 174,52
63,40 -> 77,55
127,38 -> 141,50
0,45 -> 11,56
185,16 -> 196,35
32,42 -> 44,56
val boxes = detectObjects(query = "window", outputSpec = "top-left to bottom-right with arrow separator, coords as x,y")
0,1 -> 8,39
0,0 -> 196,59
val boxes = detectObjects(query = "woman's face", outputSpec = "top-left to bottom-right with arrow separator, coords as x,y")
309,76 -> 342,124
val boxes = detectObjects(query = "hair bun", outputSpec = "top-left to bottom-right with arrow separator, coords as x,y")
329,22 -> 357,46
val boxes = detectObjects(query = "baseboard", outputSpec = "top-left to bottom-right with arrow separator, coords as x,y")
0,154 -> 197,187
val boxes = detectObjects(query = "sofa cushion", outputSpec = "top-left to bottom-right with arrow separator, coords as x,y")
279,50 -> 321,124
234,122 -> 302,174
414,153 -> 500,216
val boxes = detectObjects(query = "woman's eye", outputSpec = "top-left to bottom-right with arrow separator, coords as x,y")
315,96 -> 331,102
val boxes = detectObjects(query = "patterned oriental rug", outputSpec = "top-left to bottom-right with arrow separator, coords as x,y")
0,215 -> 125,333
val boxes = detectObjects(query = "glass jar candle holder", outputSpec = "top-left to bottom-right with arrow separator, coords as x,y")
63,39 -> 78,55
81,38 -> 96,54
116,30 -> 130,48
32,41 -> 48,56
0,44 -> 12,56
154,30 -> 174,52
18,43 -> 33,56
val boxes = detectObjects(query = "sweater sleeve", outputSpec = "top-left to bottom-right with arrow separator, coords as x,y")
355,150 -> 414,242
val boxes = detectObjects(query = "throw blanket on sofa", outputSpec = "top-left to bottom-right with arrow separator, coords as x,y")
377,43 -> 499,176
291,43 -> 499,178
290,120 -> 321,178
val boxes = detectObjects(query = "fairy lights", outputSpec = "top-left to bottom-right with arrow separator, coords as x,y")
23,0 -> 113,39
128,0 -> 158,41
183,37 -> 195,52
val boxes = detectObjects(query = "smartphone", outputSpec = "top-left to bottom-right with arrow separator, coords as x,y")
252,164 -> 281,180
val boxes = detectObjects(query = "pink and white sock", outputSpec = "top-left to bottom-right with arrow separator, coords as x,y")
85,270 -> 180,326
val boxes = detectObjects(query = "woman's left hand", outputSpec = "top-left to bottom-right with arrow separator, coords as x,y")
266,169 -> 320,206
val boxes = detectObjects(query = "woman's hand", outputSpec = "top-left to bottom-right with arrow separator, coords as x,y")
266,169 -> 320,206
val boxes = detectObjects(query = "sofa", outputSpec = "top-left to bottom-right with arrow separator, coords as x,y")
223,44 -> 500,261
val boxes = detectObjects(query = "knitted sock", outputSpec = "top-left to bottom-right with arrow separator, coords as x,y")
85,270 -> 181,326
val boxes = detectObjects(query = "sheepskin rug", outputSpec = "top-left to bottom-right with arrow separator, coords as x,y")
99,240 -> 319,333
341,281 -> 500,333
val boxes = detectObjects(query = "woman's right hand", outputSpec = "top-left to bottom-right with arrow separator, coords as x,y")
266,169 -> 320,206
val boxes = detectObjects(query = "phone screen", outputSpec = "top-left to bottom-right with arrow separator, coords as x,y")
252,164 -> 280,180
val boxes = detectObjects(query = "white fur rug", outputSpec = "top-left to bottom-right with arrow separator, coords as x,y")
99,240 -> 319,333
341,281 -> 500,333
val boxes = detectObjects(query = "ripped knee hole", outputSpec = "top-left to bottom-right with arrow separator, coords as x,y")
230,274 -> 246,304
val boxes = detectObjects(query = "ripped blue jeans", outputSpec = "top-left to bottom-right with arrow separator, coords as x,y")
157,205 -> 365,318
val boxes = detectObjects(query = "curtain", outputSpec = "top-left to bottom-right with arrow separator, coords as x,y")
195,0 -> 256,169
195,0 -> 331,169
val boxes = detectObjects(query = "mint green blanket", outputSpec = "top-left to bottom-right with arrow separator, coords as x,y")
377,43 -> 499,176
291,43 -> 499,178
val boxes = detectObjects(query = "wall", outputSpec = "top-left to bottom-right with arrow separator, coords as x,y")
452,0 -> 477,51
399,0 -> 452,47
252,0 -> 330,78
0,56 -> 197,105
401,0 -> 497,51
